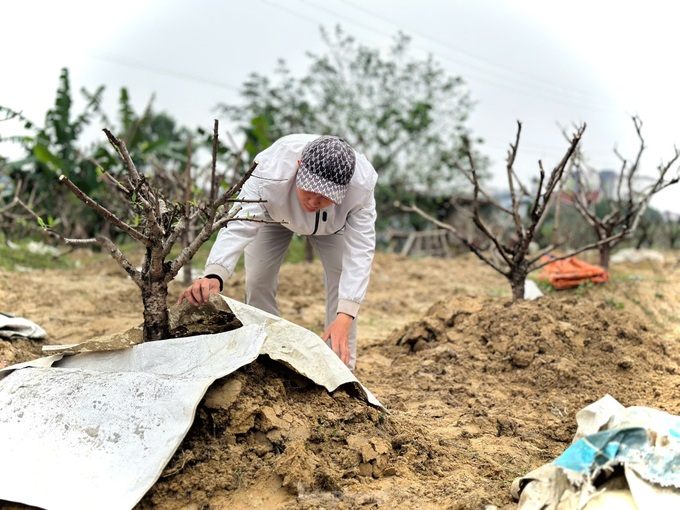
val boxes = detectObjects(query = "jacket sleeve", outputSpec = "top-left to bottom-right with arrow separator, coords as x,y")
204,175 -> 266,285
337,190 -> 377,318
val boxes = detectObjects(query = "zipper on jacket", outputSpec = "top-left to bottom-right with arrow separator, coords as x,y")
311,211 -> 320,235
311,211 -> 330,235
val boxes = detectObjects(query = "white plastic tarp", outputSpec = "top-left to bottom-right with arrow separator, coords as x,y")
0,297 -> 384,510
223,296 -> 383,407
0,312 -> 47,340
0,324 -> 267,510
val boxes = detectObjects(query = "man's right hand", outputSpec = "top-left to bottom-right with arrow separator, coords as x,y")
178,277 -> 221,306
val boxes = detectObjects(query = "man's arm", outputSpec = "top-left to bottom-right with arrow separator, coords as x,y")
336,192 -> 377,317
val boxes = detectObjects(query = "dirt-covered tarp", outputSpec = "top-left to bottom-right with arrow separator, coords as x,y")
0,297 -> 383,510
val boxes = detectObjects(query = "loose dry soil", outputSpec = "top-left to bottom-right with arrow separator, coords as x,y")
1,249 -> 680,510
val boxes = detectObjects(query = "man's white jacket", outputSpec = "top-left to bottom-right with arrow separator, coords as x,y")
205,134 -> 378,318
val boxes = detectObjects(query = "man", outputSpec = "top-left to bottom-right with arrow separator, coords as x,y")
178,134 -> 378,371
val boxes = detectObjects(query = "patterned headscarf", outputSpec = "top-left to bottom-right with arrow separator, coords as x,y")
295,136 -> 356,204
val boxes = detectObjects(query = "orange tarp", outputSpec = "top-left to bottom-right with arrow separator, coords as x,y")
537,256 -> 609,290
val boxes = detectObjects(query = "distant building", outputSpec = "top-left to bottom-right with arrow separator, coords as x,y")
557,169 -> 601,205
598,169 -> 618,198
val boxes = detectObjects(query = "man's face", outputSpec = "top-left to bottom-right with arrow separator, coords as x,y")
296,187 -> 334,213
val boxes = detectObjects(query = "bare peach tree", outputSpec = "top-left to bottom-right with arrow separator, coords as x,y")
400,122 -> 624,301
566,116 -> 679,269
146,131 -> 249,285
21,120 -> 262,341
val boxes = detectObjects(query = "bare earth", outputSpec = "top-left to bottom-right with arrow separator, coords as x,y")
1,249 -> 679,509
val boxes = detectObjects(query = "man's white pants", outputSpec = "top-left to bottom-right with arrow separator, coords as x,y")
244,223 -> 358,370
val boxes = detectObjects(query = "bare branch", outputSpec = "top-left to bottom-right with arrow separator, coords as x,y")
463,137 -> 514,268
506,121 -> 524,235
23,117 -> 275,341
216,161 -> 259,208
210,119 -> 219,204
398,121 -> 590,300
103,128 -> 141,182
567,115 -> 679,268
396,201 -> 508,276
95,236 -> 141,285
58,175 -> 150,245
78,150 -> 132,196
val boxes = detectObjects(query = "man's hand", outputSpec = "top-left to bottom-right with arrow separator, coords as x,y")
177,277 -> 221,306
322,313 -> 353,367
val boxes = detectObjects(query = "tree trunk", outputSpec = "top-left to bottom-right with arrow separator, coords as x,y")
510,271 -> 526,302
598,243 -> 611,271
141,278 -> 170,341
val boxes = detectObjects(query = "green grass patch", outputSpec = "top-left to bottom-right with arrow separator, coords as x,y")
1,232 -> 312,273
603,296 -> 625,310
575,281 -> 595,297
0,241 -> 76,271
609,272 -> 644,284
533,277 -> 554,293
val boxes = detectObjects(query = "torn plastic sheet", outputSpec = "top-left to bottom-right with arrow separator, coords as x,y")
0,324 -> 266,510
0,297 -> 384,510
222,296 -> 383,408
523,280 -> 544,300
0,312 -> 47,340
512,394 -> 680,509
37,296 -> 383,408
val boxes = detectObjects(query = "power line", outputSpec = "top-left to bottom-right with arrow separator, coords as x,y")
286,0 -> 617,113
88,52 -> 241,92
76,1 -> 616,115
340,0 -> 597,103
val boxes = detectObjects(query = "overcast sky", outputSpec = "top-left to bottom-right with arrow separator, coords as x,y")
2,0 -> 679,213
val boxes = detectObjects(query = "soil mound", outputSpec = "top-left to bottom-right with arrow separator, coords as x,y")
138,357 -> 400,509
389,292 -> 676,419
2,251 -> 679,509
144,291 -> 680,509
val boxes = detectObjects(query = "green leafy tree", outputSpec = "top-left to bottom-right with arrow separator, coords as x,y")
221,61 -> 312,158
1,68 -> 201,242
218,25 -> 486,228
1,68 -> 108,238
